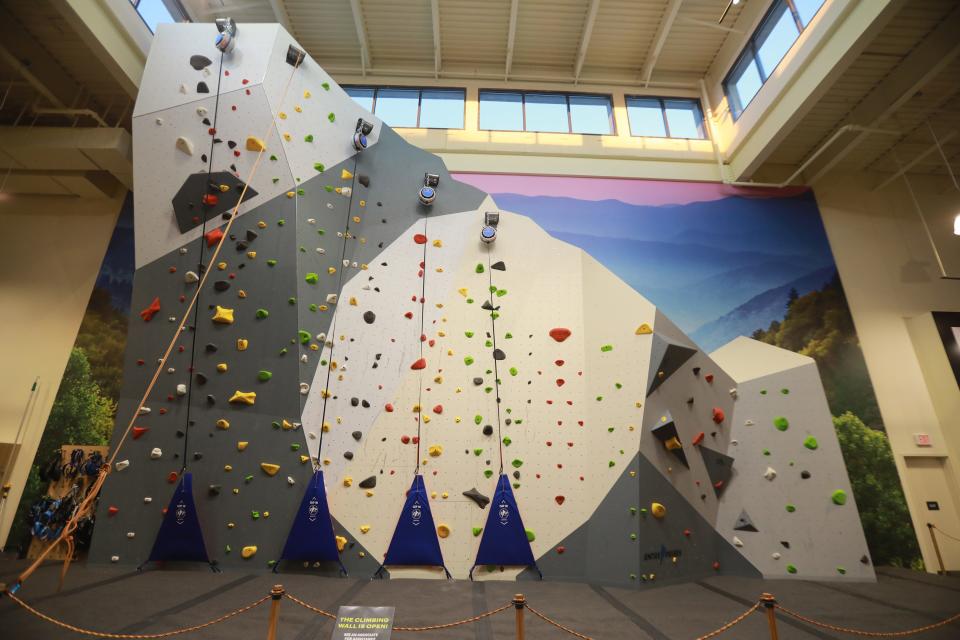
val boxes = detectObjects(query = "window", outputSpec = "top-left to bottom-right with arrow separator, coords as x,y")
723,0 -> 826,120
343,86 -> 465,129
130,0 -> 187,33
625,97 -> 706,139
479,90 -> 613,134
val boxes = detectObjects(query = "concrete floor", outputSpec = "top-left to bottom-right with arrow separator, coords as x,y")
1,556 -> 958,639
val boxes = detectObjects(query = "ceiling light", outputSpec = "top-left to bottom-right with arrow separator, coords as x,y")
954,213 -> 960,236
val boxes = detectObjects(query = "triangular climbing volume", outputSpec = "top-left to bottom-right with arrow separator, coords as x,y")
142,472 -> 211,567
278,470 -> 346,573
375,474 -> 449,577
470,474 -> 540,579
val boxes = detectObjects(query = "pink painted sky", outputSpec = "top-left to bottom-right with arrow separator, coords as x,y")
452,172 -> 806,207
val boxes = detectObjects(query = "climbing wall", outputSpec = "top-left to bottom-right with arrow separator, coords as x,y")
89,23 -> 874,585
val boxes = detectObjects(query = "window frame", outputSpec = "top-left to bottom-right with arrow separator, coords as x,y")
722,0 -> 827,121
478,89 -> 616,136
624,96 -> 708,140
343,85 -> 467,130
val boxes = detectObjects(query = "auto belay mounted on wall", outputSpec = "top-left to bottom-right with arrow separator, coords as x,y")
481,211 -> 499,244
419,173 -> 440,206
353,118 -> 374,151
214,18 -> 238,53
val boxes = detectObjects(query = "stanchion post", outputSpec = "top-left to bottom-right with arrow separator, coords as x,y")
927,524 -> 946,575
267,584 -> 285,640
760,593 -> 778,640
513,594 -> 526,640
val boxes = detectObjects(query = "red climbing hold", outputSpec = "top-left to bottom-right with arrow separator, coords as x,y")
205,228 -> 224,247
712,561 -> 721,570
410,358 -> 427,370
549,328 -> 572,342
108,506 -> 119,516
555,496 -> 565,505
683,529 -> 692,537
385,403 -> 394,412
401,435 -> 410,444
413,233 -> 427,244
140,297 -> 161,322
556,379 -> 565,387
404,311 -> 414,319
555,359 -> 564,366
432,404 -> 443,414
556,546 -> 566,554
167,471 -> 178,484
692,431 -> 705,446
201,193 -> 219,206
132,427 -> 149,440
712,407 -> 725,424
705,373 -> 714,383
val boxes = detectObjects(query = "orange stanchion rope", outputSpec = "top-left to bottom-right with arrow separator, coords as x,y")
4,592 -> 270,639
775,604 -> 960,637
283,593 -> 512,631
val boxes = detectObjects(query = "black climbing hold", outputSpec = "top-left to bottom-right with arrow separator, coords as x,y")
285,44 -> 306,67
462,488 -> 490,509
482,425 -> 493,436
512,470 -> 520,480
246,229 -> 258,241
357,174 -> 370,187
493,348 -> 506,361
352,431 -> 362,441
361,399 -> 370,408
359,476 -> 376,489
214,280 -> 231,292
208,484 -> 221,495
202,118 -> 211,126
781,541 -> 790,549
350,397 -> 360,407
363,310 -> 376,324
197,81 -> 209,93
504,418 -> 512,426
236,240 -> 249,251
206,394 -> 215,405
692,367 -> 701,376
860,554 -> 870,564
193,452 -> 203,460
176,430 -> 185,438
481,300 -> 495,311
473,377 -> 483,386
491,261 -> 506,271
344,451 -> 354,460
196,372 -> 208,385
227,140 -> 237,149
800,470 -> 811,479
686,397 -> 695,404
189,54 -> 212,70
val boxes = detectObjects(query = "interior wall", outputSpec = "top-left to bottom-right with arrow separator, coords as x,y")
813,171 -> 960,571
0,193 -> 126,548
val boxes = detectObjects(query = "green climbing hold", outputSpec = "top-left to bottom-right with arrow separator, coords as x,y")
496,289 -> 507,297
475,263 -> 485,273
313,162 -> 324,172
491,312 -> 500,320
305,134 -> 314,142
309,304 -> 318,312
781,388 -> 790,395
256,308 -> 269,319
504,332 -> 513,339
466,298 -> 474,304
258,370 -> 272,382
511,459 -> 523,468
474,415 -> 483,425
803,436 -> 819,450
305,273 -> 319,284
473,527 -> 483,537
629,507 -> 638,515
509,367 -> 518,376
600,344 -> 613,352
251,510 -> 259,518
321,82 -> 330,90
615,382 -> 622,389
267,259 -> 277,266
502,437 -> 512,446
464,356 -> 475,366
327,112 -> 335,122
291,443 -> 300,451
324,185 -> 334,192
831,489 -> 847,505
760,389 -> 767,395
288,297 -> 297,305
489,285 -> 497,293
763,449 -> 771,456
525,529 -> 535,542
272,177 -> 280,183
278,219 -> 285,226
786,564 -> 797,574
785,504 -> 796,513
608,460 -> 615,467
596,396 -> 604,401
484,469 -> 493,478
473,448 -> 483,456
773,416 -> 789,431
836,566 -> 846,575
630,533 -> 637,541
465,331 -> 474,338
279,347 -> 288,355
484,340 -> 493,347
298,330 -> 310,344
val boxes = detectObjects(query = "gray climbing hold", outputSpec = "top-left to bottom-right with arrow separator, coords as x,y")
733,509 -> 758,532
493,349 -> 506,361
189,54 -> 212,70
462,488 -> 490,509
473,377 -> 483,386
491,261 -> 506,271
357,174 -> 370,187
359,476 -> 376,489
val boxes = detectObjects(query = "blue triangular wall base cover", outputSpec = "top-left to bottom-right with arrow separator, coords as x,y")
277,469 -> 346,573
142,472 -> 211,567
375,474 -> 449,577
470,474 -> 541,579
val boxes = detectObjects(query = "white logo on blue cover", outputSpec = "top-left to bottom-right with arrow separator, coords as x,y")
411,500 -> 423,526
175,500 -> 187,525
307,497 -> 320,522
498,499 -> 510,526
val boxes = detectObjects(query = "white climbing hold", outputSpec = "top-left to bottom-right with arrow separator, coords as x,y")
326,294 -> 338,304
127,532 -> 135,538
167,367 -> 175,374
287,476 -> 295,485
308,432 -> 317,439
316,247 -> 326,255
327,203 -> 334,209
300,354 -> 308,363
341,259 -> 350,267
197,106 -> 208,116
307,218 -> 316,224
176,383 -> 187,396
184,270 -> 199,283
138,407 -> 151,415
763,466 -> 777,481
299,382 -> 310,395
729,388 -> 738,398
115,460 -> 130,471
168,317 -> 176,322
179,83 -> 188,94
733,536 -> 743,547
175,136 -> 194,156
772,552 -> 782,560
341,187 -> 352,197
179,247 -> 188,255
730,439 -> 739,446
143,496 -> 152,503
361,284 -> 371,291
351,261 -> 358,268
744,419 -> 755,426
150,448 -> 162,459
155,117 -> 163,125
316,333 -> 326,342
111,555 -> 120,563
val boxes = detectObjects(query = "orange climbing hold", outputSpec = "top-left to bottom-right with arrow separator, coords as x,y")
205,228 -> 224,247
108,506 -> 119,516
712,407 -> 725,424
410,358 -> 427,370
385,403 -> 394,412
691,431 -> 705,446
549,328 -> 572,342
413,233 -> 427,244
139,297 -> 161,322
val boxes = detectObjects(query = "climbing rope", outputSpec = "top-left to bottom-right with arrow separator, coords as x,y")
775,604 -> 960,637
13,47 -> 305,594
284,593 -> 512,631
484,250 -> 505,473
413,216 -> 430,473
4,591 -> 270,639
930,525 -> 960,544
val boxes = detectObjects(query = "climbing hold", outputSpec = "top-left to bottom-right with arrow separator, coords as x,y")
258,370 -> 272,382
256,308 -> 269,319
786,564 -> 797,574
237,441 -> 248,451
773,416 -> 789,431
555,496 -> 565,506
428,445 -> 442,457
260,463 -> 280,476
216,419 -> 230,429
511,459 -> 523,468
549,328 -> 571,342
237,338 -> 248,351
785,504 -> 796,513
149,448 -> 162,459
241,546 -> 257,559
803,436 -> 819,450
600,344 -> 613,352
411,358 -> 426,370
175,136 -> 194,155
359,525 -> 371,534
363,310 -> 376,324
189,54 -> 212,70
712,407 -> 725,424
650,502 -> 666,519
473,527 -> 483,537
763,467 -> 777,481
212,306 -> 234,324
635,323 -> 652,335
359,476 -> 376,489
831,489 -> 847,505
525,529 -> 536,542
140,297 -> 161,322
245,136 -> 266,151
437,524 -> 450,538
229,391 -> 256,405
732,536 -> 743,547
463,488 -> 490,509
305,272 -> 319,284
132,427 -> 149,439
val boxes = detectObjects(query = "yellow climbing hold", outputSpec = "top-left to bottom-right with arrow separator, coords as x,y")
286,191 -> 295,198
217,261 -> 227,270
437,524 -> 451,538
303,90 -> 311,98
432,239 -> 442,247
237,441 -> 248,451
247,251 -> 257,259
257,221 -> 267,229
237,338 -> 249,351
359,525 -> 371,534
212,306 -> 235,324
335,536 -> 347,552
229,390 -> 256,405
278,112 -> 287,119
349,296 -> 358,306
428,445 -> 443,457
651,502 -> 667,519
635,323 -> 653,335
245,136 -> 266,151
365,490 -> 374,497
300,455 -> 310,464
281,419 -> 295,430
341,169 -> 354,180
343,476 -> 353,487
260,463 -> 280,476
224,464 -> 232,471
458,288 -> 468,297
217,363 -> 228,372
241,546 -> 257,559
237,289 -> 247,298
328,266 -> 337,275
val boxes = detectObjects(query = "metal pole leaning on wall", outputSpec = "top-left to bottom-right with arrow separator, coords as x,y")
927,524 -> 946,575
267,584 -> 285,640
513,594 -> 526,640
760,593 -> 779,640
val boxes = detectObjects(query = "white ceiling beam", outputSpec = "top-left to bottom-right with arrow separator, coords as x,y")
266,0 -> 292,32
641,0 -> 683,88
505,0 -> 519,80
348,0 -> 372,76
573,0 -> 600,83
431,0 -> 441,79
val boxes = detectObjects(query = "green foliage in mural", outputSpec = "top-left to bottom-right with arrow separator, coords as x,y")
834,412 -> 921,568
752,272 -> 882,428
73,287 -> 128,404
